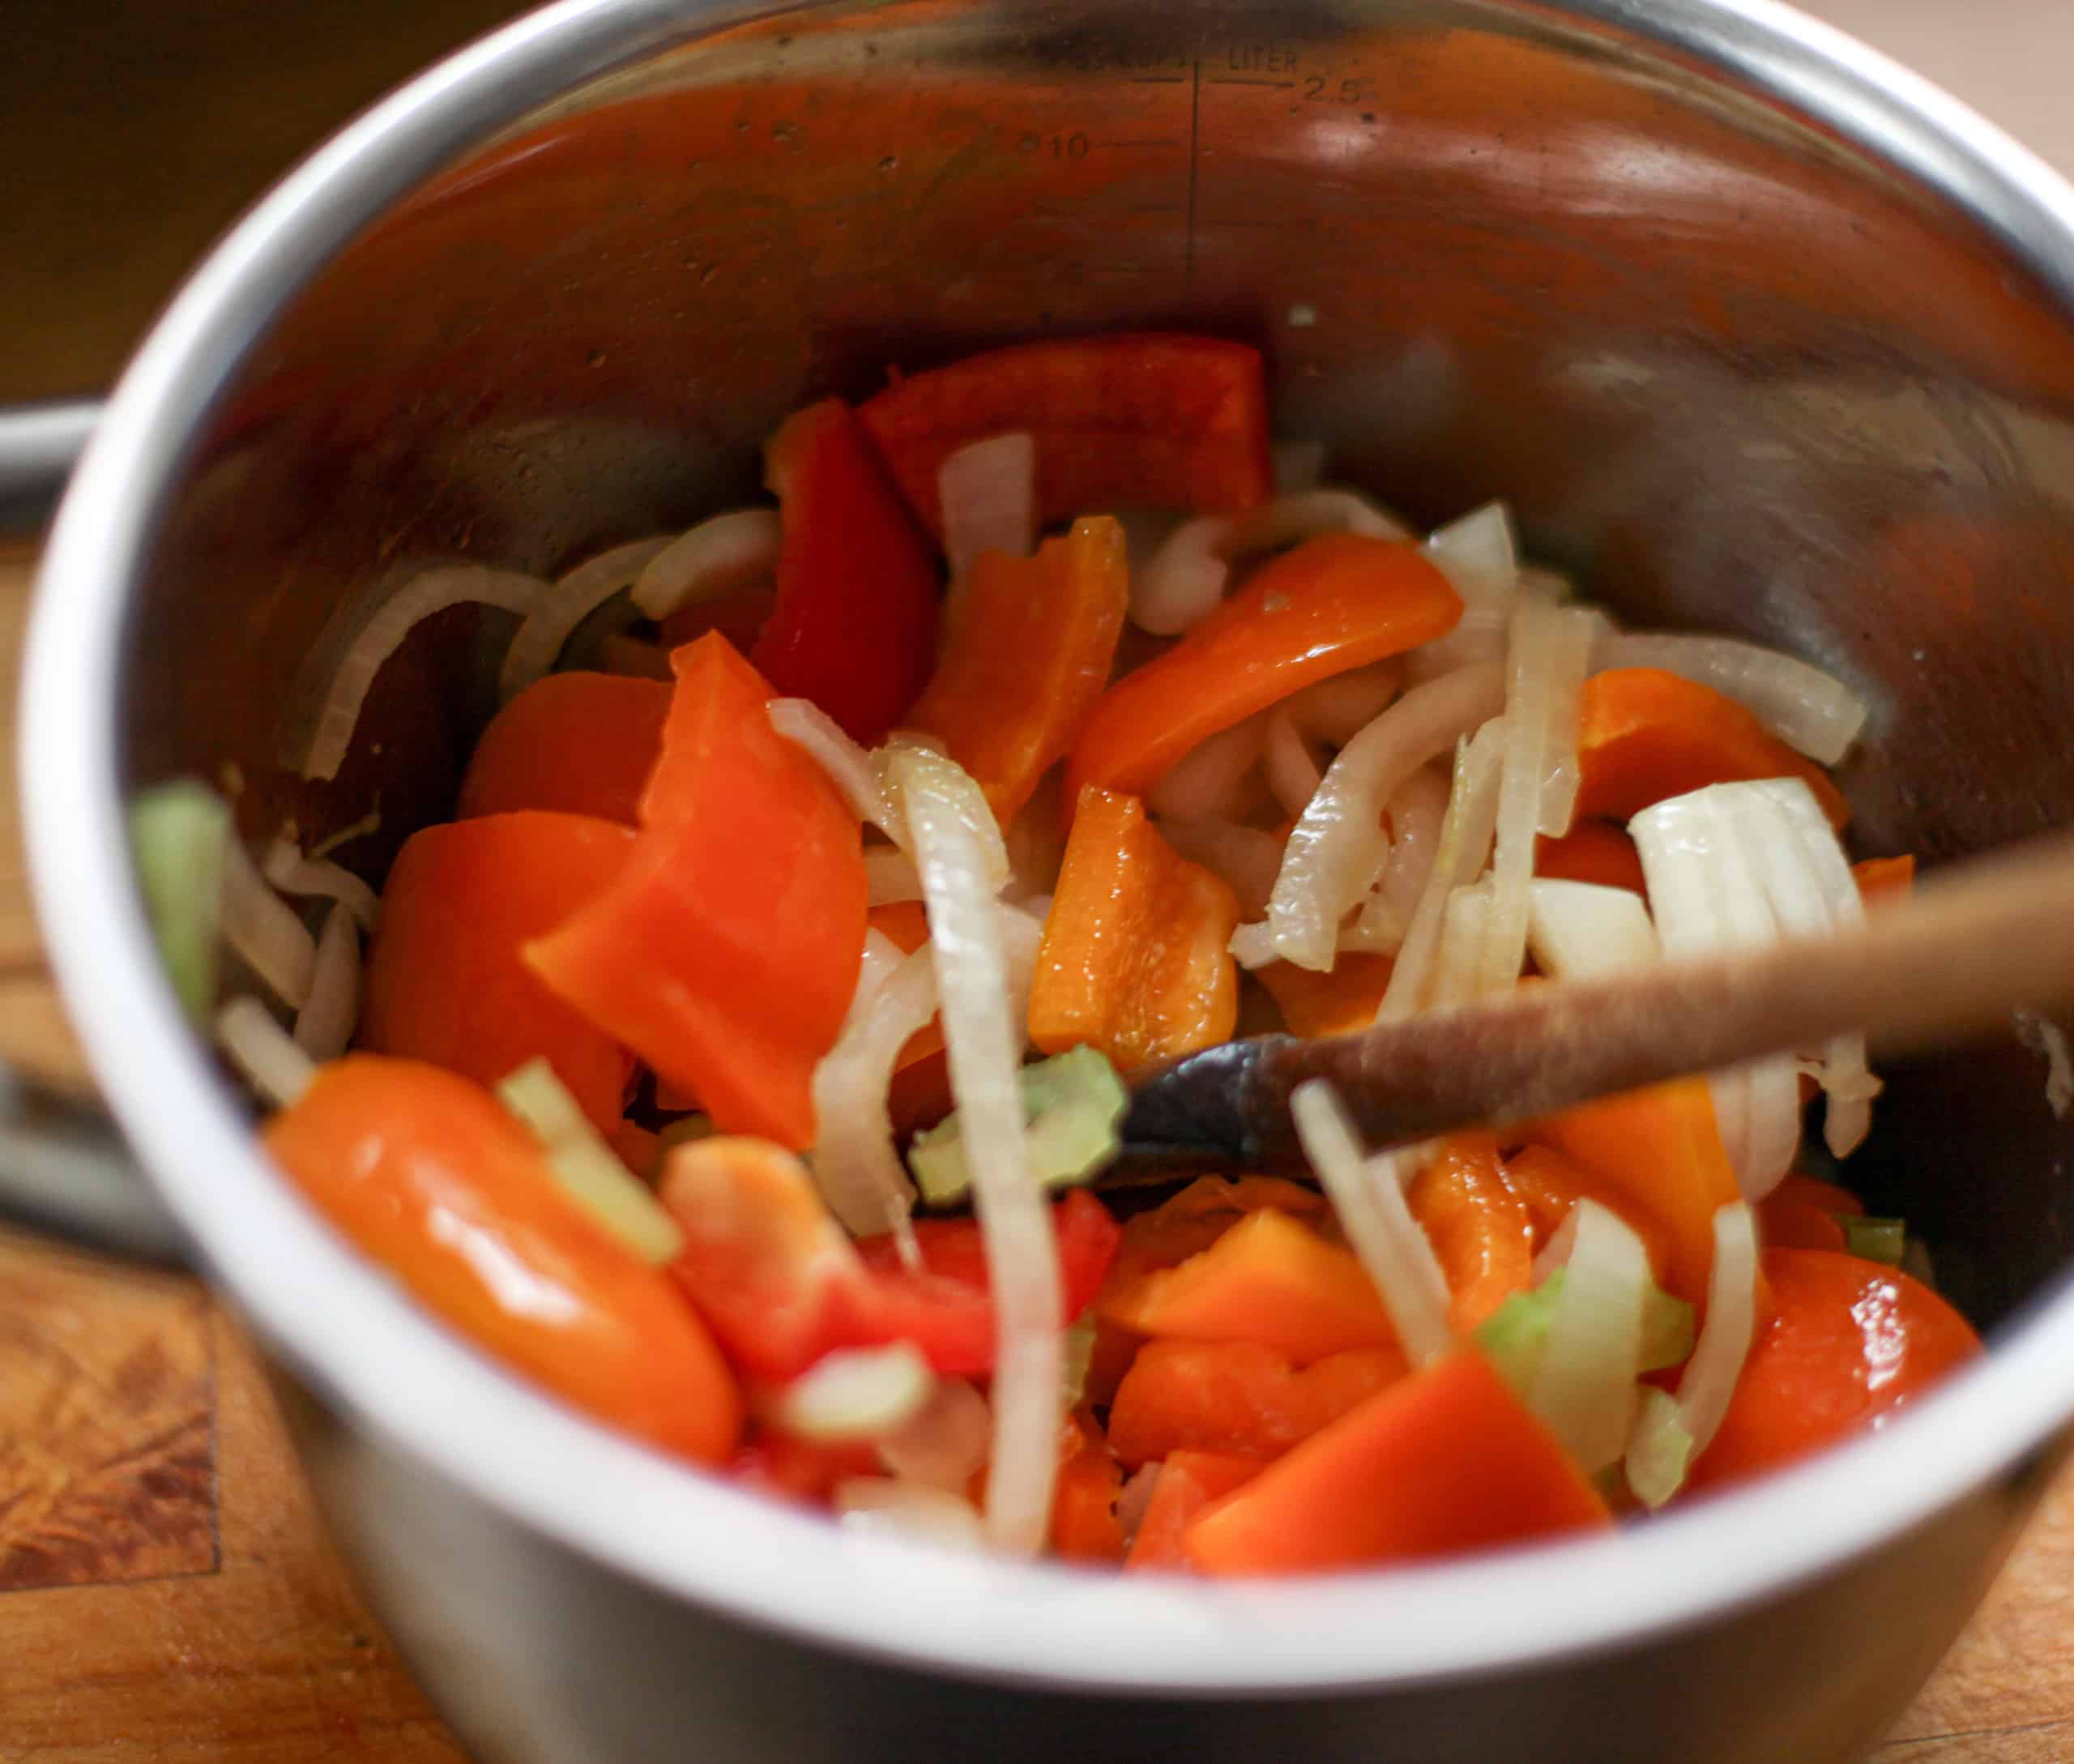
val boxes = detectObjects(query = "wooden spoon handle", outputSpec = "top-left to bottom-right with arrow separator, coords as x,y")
1120,831 -> 2074,1176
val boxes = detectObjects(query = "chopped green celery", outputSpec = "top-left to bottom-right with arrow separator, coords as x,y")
1640,1287 -> 1696,1373
130,779 -> 233,1023
1625,1386 -> 1694,1510
1060,1317 -> 1097,1409
497,1057 -> 685,1264
1477,1271 -> 1566,1395
1845,1216 -> 1907,1266
909,1045 -> 1126,1206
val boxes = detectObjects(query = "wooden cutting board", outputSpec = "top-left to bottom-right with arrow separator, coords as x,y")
2,534 -> 2072,1761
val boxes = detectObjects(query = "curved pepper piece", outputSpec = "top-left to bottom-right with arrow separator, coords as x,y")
458,672 -> 671,826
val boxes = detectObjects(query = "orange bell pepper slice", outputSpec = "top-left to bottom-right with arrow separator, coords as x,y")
1408,1133 -> 1537,1332
906,515 -> 1128,826
1853,854 -> 1914,907
1520,1078 -> 1743,1315
1028,786 -> 1240,1073
360,809 -> 637,1131
1257,952 -> 1396,1038
1500,1143 -> 1676,1284
1065,534 -> 1463,804
1574,668 -> 1850,828
1099,1207 -> 1399,1365
458,672 -> 671,826
1533,819 -> 1647,893
857,333 -> 1272,540
1124,1450 -> 1266,1572
1184,1348 -> 1611,1575
265,1056 -> 742,1465
1107,1338 -> 1408,1469
529,634 -> 867,1148
750,397 -> 942,744
1051,1411 -> 1128,1563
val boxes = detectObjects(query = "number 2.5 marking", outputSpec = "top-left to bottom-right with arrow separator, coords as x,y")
1304,75 -> 1370,104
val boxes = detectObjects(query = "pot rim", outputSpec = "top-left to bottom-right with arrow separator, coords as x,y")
24,0 -> 2074,1696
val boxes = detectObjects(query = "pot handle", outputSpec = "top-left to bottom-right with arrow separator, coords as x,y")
0,399 -> 102,528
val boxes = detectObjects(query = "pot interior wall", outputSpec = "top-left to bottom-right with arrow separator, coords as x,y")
118,0 -> 2074,1325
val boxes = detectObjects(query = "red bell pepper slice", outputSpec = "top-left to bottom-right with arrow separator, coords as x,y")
749,397 -> 942,744
858,333 -> 1274,539
659,1136 -> 1122,1380
527,634 -> 867,1148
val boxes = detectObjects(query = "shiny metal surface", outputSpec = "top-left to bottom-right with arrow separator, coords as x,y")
22,0 -> 2074,1759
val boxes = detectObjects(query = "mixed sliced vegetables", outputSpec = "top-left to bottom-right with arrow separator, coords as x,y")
137,331 -> 1985,1574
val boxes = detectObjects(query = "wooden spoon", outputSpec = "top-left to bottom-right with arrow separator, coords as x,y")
1114,831 -> 2074,1178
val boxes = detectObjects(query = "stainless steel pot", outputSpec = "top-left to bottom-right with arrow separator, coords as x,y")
23,0 -> 2074,1758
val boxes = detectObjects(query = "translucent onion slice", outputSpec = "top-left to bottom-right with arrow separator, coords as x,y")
809,937 -> 932,1254
939,432 -> 1037,579
216,995 -> 316,1109
1358,764 -> 1452,952
1534,605 -> 1599,838
887,744 -> 1058,1557
1282,658 -> 1404,747
1261,711 -> 1324,820
773,1343 -> 935,1442
1594,632 -> 1867,764
770,698 -> 907,846
292,904 -> 361,1061
222,830 -> 316,1010
1375,720 -> 1507,1021
497,1057 -> 685,1263
499,536 -> 672,702
2016,1008 -> 2074,1119
1289,1080 -> 1454,1367
1526,879 -> 1660,981
834,1478 -> 984,1549
1116,1463 -> 1162,1553
1672,1202 -> 1760,1459
1155,815 -> 1284,920
877,1377 -> 992,1491
1625,1387 -> 1694,1510
1133,515 -> 1235,636
262,834 -> 381,933
1271,438 -> 1327,493
1227,487 -> 1410,557
1526,1199 -> 1653,1472
1146,715 -> 1266,822
865,847 -> 924,906
630,508 -> 782,619
1409,501 -> 1520,681
288,564 -> 552,780
1260,662 -> 1508,972
1427,883 -> 1496,1010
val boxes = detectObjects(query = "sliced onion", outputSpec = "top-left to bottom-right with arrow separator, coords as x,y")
1146,716 -> 1266,822
939,433 -> 1037,579
2015,1009 -> 2074,1120
1375,720 -> 1506,1021
630,508 -> 781,619
1358,764 -> 1452,952
1271,438 -> 1327,493
877,1377 -> 992,1491
1673,1202 -> 1760,1459
288,564 -> 552,780
216,995 -> 315,1108
1132,515 -> 1235,636
770,699 -> 906,846
887,743 -> 1058,1556
1227,488 -> 1410,557
500,536 -> 672,702
1291,1082 -> 1453,1366
1262,661 -> 1506,972
1282,658 -> 1404,748
1534,605 -> 1599,838
222,831 -> 316,1010
292,904 -> 361,1061
866,847 -> 924,906
1425,500 -> 1519,605
1526,879 -> 1660,981
1116,1463 -> 1162,1553
1261,711 -> 1324,820
1595,632 -> 1867,764
1427,882 -> 1496,1010
834,1478 -> 984,1549
809,938 -> 932,1253
1155,815 -> 1284,920
1114,509 -> 1187,581
262,833 -> 380,933
773,1343 -> 934,1442
1526,1200 -> 1652,1472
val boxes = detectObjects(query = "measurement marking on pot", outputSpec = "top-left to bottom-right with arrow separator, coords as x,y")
1129,75 -> 1188,84
1209,76 -> 1295,88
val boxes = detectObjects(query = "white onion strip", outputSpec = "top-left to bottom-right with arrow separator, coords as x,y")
631,509 -> 781,619
877,1377 -> 992,1492
774,1344 -> 934,1443
1359,765 -> 1452,952
770,699 -> 907,847
1526,879 -> 1660,981
292,904 -> 361,1061
1146,716 -> 1265,822
1534,605 -> 1598,838
865,848 -> 924,906
222,831 -> 316,1010
809,936 -> 932,1257
1228,487 -> 1410,555
1282,659 -> 1404,748
499,536 -> 672,702
1155,816 -> 1284,920
1261,661 -> 1507,973
1673,1202 -> 1760,1459
939,433 -> 1037,579
262,834 -> 380,933
1595,631 -> 1867,764
888,744 -> 1060,1557
1428,883 -> 1496,1010
1291,1081 -> 1453,1366
1262,711 -> 1324,821
1132,515 -> 1235,636
216,995 -> 316,1108
1528,1199 -> 1653,1472
288,564 -> 552,780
